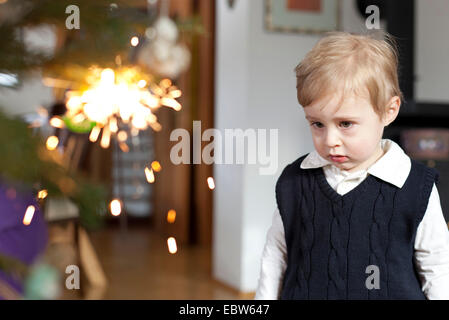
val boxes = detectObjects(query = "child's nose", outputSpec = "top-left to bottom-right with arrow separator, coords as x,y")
325,130 -> 342,148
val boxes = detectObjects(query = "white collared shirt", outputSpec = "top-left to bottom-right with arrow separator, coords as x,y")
255,139 -> 449,300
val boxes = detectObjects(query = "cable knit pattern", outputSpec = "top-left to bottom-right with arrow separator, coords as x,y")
418,169 -> 440,225
384,187 -> 398,297
294,171 -> 315,299
276,154 -> 439,300
327,200 -> 348,299
368,182 -> 387,299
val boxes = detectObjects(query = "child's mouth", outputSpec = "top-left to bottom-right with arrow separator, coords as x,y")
330,155 -> 348,163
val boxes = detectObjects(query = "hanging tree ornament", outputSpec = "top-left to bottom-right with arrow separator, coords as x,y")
136,0 -> 191,79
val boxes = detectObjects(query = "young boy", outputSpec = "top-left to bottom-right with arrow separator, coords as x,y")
255,32 -> 449,300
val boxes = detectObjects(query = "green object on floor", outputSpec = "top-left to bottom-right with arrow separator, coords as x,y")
24,263 -> 60,300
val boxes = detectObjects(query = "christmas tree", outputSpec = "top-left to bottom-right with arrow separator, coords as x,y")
0,0 -> 199,299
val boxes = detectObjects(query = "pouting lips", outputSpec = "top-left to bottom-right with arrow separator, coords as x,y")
330,155 -> 348,163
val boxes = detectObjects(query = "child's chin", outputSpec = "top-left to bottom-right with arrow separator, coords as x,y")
336,162 -> 358,171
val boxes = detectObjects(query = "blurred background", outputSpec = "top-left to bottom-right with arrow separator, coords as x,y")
0,0 -> 448,300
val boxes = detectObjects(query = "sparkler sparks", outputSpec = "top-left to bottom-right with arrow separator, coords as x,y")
167,237 -> 177,254
207,177 -> 215,190
110,199 -> 122,216
145,167 -> 155,183
64,67 -> 182,149
23,205 -> 35,225
49,117 -> 65,128
38,190 -> 48,199
151,161 -> 162,172
167,209 -> 176,223
46,136 -> 59,150
130,36 -> 139,47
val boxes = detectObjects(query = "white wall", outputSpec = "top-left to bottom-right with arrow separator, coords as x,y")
213,0 -> 368,292
415,0 -> 449,103
213,0 -> 251,291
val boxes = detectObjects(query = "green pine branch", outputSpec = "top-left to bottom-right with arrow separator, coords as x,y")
0,253 -> 28,280
0,0 -> 152,75
0,109 -> 107,230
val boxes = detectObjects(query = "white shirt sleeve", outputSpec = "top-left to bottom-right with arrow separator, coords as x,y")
254,208 -> 287,300
414,183 -> 449,299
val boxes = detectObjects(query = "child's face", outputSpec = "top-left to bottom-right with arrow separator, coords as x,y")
303,91 -> 389,173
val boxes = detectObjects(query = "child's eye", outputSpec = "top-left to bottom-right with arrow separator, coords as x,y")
340,121 -> 353,128
311,122 -> 324,128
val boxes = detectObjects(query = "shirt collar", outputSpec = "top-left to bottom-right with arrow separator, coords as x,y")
300,139 -> 411,188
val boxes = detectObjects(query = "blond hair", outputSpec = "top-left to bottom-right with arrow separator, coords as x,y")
295,31 -> 403,120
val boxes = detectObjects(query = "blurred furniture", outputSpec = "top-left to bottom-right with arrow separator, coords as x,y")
112,130 -> 154,232
44,132 -> 109,299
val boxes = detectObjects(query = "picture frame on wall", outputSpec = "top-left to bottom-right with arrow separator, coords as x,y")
265,0 -> 341,34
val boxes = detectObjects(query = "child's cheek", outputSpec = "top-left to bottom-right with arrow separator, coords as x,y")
311,132 -> 325,144
345,129 -> 358,137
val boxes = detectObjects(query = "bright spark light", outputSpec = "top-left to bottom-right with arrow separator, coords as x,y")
100,125 -> 111,149
23,205 -> 35,225
207,177 -> 215,190
110,199 -> 122,216
161,97 -> 182,111
38,190 -> 48,199
151,161 -> 162,172
117,131 -> 128,142
138,80 -> 147,88
169,89 -> 182,98
46,136 -> 59,150
167,237 -> 177,254
145,167 -> 155,183
131,36 -> 139,46
119,142 -> 129,153
89,126 -> 101,142
64,67 -> 182,149
109,117 -> 118,133
167,209 -> 176,223
101,68 -> 115,85
49,117 -> 65,128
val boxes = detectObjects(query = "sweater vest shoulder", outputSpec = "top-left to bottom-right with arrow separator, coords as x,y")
275,154 -> 439,300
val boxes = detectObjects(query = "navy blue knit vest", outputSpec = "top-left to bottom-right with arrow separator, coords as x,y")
276,154 -> 440,300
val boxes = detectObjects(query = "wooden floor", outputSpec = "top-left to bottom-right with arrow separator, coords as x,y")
85,223 -> 254,300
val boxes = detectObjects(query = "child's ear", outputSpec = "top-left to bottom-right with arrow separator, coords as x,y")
383,96 -> 401,126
